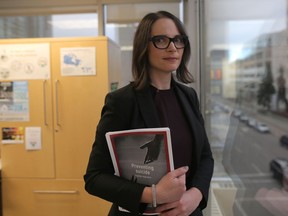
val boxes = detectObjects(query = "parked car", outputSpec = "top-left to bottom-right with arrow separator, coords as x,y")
247,118 -> 256,127
222,105 -> 231,113
280,135 -> 288,148
232,109 -> 242,117
255,122 -> 270,133
270,158 -> 288,191
239,114 -> 249,122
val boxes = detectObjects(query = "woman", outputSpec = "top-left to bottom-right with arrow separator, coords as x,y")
84,11 -> 214,216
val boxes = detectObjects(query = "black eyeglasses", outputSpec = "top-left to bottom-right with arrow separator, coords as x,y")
149,35 -> 188,49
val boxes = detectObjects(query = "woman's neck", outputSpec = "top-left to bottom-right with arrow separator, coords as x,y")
149,72 -> 172,90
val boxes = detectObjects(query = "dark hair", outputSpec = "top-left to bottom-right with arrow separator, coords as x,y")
132,10 -> 194,89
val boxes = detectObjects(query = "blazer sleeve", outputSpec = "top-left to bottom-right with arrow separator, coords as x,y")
83,87 -> 147,214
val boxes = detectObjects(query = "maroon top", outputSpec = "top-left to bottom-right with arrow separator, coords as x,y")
150,85 -> 193,177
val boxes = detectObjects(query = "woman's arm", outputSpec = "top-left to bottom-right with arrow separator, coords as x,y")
141,166 -> 189,204
84,90 -> 147,214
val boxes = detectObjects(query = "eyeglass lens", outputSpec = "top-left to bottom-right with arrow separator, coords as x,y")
150,35 -> 187,49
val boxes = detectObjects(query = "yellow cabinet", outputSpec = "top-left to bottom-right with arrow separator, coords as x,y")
50,39 -> 112,179
2,178 -> 112,216
0,37 -> 118,216
0,80 -> 55,178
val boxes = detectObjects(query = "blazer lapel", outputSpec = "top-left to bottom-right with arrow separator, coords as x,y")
174,85 -> 199,130
174,85 -> 202,162
135,85 -> 161,128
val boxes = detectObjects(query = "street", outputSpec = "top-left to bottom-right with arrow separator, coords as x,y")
210,97 -> 288,216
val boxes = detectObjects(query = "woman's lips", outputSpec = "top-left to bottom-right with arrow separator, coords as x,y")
163,57 -> 178,61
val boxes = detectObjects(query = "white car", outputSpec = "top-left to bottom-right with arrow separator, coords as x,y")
233,109 -> 242,117
239,114 -> 249,122
255,122 -> 270,133
247,118 -> 256,127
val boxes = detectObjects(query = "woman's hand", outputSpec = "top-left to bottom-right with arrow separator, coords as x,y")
156,166 -> 188,204
156,187 -> 203,216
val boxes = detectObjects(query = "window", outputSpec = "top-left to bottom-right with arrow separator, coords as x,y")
0,13 -> 98,38
204,0 -> 288,215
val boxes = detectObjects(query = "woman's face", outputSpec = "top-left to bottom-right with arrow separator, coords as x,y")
148,18 -> 184,76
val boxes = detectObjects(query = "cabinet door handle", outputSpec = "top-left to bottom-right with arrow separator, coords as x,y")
43,80 -> 48,126
55,80 -> 61,128
33,190 -> 78,194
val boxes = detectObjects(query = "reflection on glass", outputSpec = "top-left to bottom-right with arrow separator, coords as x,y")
49,13 -> 98,37
206,0 -> 288,215
0,13 -> 98,39
0,16 -> 52,38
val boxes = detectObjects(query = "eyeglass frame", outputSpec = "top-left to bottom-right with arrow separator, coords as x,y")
149,35 -> 188,49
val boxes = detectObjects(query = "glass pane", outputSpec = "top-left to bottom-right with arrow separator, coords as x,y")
0,13 -> 98,38
49,13 -> 98,37
205,0 -> 288,215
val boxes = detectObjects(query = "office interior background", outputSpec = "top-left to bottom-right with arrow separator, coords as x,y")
1,0 -> 288,215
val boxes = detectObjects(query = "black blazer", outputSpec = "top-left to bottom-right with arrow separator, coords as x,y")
84,80 -> 214,215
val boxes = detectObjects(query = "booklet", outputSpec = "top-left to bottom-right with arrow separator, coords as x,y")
105,127 -> 174,215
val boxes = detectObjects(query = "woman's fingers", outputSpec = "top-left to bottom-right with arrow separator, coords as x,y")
169,166 -> 189,179
156,166 -> 189,204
